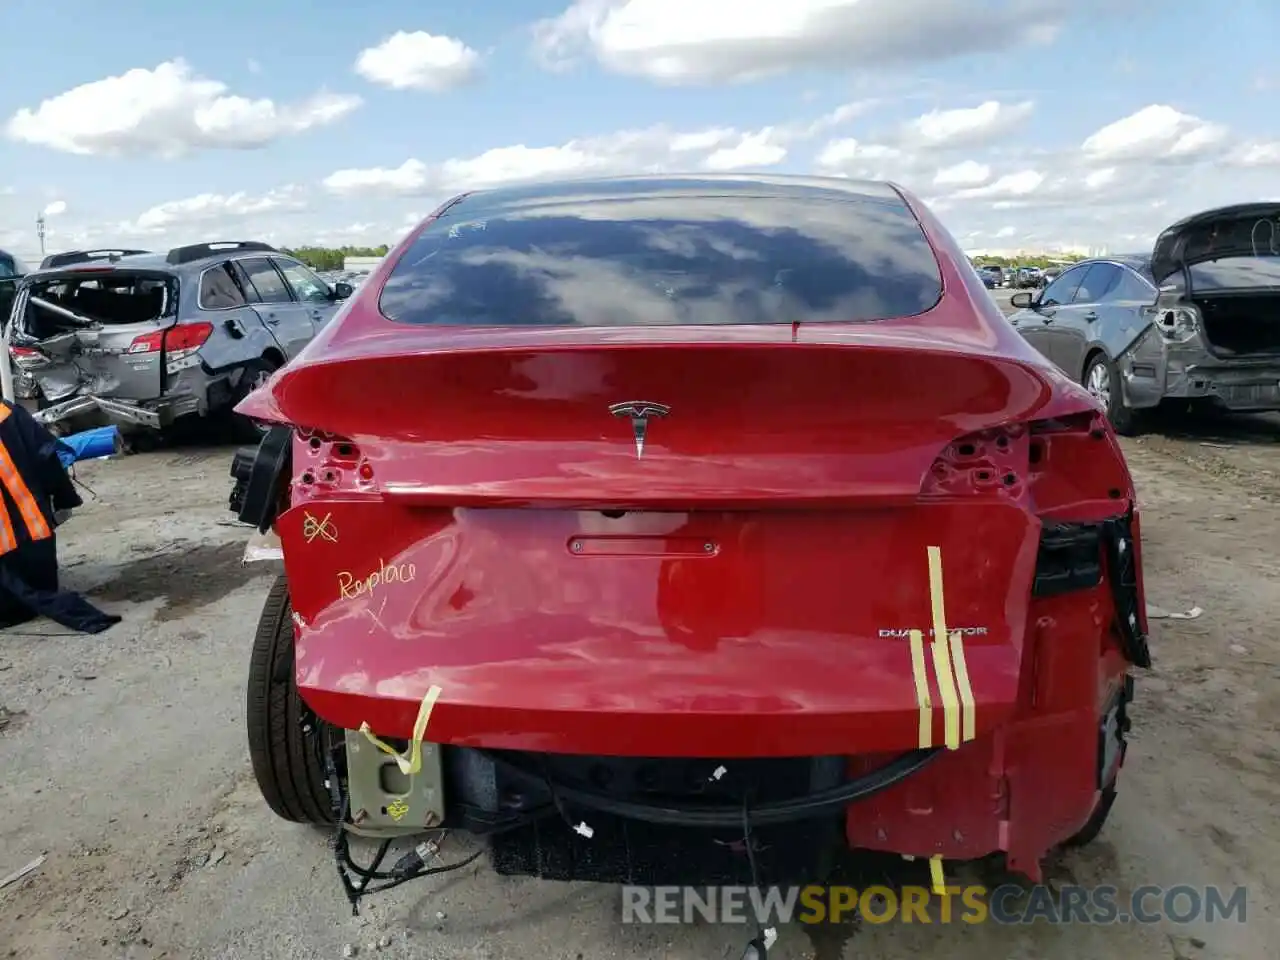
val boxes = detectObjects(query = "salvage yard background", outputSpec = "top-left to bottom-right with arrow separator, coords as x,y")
2,291 -> 1279,959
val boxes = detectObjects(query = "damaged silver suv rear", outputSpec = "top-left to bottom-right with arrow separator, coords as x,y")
3,242 -> 352,436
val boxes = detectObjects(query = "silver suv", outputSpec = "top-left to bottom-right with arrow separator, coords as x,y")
4,241 -> 352,436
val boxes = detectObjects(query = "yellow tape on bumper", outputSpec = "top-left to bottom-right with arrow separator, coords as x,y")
929,855 -> 946,894
926,547 -> 961,750
950,627 -> 976,744
909,629 -> 933,748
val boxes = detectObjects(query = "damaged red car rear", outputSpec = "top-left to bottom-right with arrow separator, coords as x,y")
232,175 -> 1150,893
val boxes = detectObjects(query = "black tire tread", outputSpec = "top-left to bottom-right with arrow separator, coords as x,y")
246,574 -> 334,824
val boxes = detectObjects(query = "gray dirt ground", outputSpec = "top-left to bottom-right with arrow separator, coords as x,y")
3,399 -> 1280,958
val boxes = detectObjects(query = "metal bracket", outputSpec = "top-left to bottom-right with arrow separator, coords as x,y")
342,729 -> 446,837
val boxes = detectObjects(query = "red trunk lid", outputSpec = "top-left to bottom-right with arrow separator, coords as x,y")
271,334 -> 1061,757
270,330 -> 1055,507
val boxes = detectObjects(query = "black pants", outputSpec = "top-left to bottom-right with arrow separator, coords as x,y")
0,535 -> 120,634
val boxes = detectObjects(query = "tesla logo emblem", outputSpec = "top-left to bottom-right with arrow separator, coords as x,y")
609,401 -> 669,459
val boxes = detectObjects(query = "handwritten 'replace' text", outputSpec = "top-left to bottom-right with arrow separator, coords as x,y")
338,558 -> 417,600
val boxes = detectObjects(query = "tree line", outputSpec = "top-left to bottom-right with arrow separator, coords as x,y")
970,254 -> 1088,268
281,245 -> 389,271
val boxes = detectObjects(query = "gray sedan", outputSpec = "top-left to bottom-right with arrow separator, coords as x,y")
1006,203 -> 1280,434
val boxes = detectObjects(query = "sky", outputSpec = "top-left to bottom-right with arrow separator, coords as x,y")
2,0 -> 1278,263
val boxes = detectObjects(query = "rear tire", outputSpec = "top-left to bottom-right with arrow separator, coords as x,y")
246,574 -> 336,825
232,357 -> 281,441
1083,351 -> 1143,436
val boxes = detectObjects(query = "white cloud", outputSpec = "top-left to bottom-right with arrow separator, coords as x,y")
1081,104 -> 1228,164
702,129 -> 788,170
902,100 -> 1034,149
42,199 -> 67,217
323,159 -> 430,196
952,170 -> 1045,199
815,138 -> 907,180
933,160 -> 991,188
532,0 -> 1092,85
354,31 -> 482,91
1230,141 -> 1280,167
324,112 -> 844,198
128,186 -> 307,235
438,142 -> 614,190
1084,167 -> 1117,189
6,60 -> 361,158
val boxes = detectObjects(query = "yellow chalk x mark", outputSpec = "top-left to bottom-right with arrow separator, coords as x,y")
359,684 -> 443,786
929,856 -> 946,895
908,629 -> 933,749
302,511 -> 338,544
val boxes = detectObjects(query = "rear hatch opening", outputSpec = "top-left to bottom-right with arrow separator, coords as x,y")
1189,290 -> 1280,358
1150,204 -> 1280,359
20,271 -> 174,336
11,268 -> 181,403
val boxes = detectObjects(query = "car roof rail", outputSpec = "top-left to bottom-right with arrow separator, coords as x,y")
40,249 -> 151,269
166,241 -> 278,265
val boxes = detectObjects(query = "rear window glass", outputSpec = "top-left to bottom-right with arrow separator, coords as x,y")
1189,257 -> 1280,291
378,195 -> 942,326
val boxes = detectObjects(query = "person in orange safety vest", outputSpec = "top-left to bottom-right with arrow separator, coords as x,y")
0,399 -> 121,634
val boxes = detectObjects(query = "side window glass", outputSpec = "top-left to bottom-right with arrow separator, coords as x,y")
199,263 -> 246,309
274,259 -> 331,303
1040,267 -> 1084,306
238,257 -> 293,304
1071,264 -> 1120,304
1108,269 -> 1156,303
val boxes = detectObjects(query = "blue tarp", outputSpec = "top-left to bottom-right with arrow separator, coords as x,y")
55,425 -> 121,467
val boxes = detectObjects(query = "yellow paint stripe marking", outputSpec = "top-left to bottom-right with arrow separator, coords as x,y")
929,855 -> 946,894
950,628 -> 976,743
926,546 -> 960,749
908,629 -> 933,749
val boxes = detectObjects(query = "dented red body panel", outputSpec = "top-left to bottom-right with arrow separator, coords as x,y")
237,175 -> 1146,880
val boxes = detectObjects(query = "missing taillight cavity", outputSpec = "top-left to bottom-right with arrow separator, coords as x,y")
921,424 -> 1030,498
1155,306 -> 1199,344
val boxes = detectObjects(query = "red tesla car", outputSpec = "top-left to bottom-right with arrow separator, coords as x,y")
232,174 -> 1149,901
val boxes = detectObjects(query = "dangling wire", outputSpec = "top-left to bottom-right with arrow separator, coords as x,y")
740,791 -> 772,959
